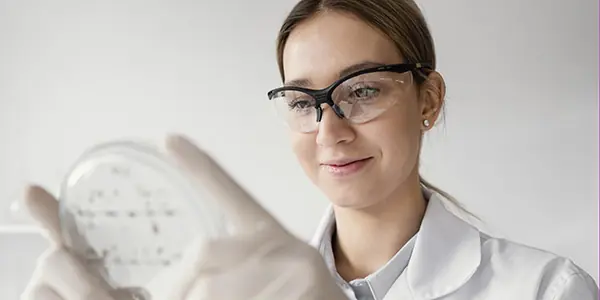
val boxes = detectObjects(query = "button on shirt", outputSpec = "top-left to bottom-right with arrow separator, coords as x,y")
317,218 -> 417,300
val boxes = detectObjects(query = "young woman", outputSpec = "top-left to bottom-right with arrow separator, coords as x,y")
22,0 -> 598,299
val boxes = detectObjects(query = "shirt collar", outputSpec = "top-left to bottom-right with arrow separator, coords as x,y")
317,212 -> 417,299
310,189 -> 481,299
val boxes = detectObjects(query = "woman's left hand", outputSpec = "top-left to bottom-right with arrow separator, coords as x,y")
162,135 -> 347,300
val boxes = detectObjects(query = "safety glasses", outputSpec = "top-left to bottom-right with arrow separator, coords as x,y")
267,63 -> 431,133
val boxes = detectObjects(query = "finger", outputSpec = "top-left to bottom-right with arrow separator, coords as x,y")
40,249 -> 114,300
183,250 -> 306,300
24,185 -> 62,245
169,228 -> 289,300
109,288 -> 149,300
21,285 -> 64,300
165,134 -> 279,232
197,230 -> 287,272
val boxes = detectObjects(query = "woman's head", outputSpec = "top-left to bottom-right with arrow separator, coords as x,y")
271,0 -> 446,209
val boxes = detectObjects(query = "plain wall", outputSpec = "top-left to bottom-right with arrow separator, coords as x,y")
0,0 -> 597,298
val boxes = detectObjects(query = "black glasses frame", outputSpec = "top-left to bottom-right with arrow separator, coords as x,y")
267,63 -> 431,122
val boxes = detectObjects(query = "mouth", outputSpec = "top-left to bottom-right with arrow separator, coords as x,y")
321,157 -> 373,177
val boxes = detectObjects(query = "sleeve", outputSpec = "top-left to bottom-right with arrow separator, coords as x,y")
550,271 -> 598,300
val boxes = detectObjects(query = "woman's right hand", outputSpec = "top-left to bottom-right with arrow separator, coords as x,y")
19,186 -> 116,300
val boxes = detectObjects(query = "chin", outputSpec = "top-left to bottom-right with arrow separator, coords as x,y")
314,172 -> 380,208
323,187 -> 381,209
330,197 -> 380,210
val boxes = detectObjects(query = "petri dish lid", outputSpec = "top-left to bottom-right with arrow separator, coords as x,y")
58,140 -> 227,293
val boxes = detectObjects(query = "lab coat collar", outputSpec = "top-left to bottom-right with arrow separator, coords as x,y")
310,190 -> 482,299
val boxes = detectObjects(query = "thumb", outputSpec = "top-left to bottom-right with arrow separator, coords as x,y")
164,134 -> 280,234
24,185 -> 63,245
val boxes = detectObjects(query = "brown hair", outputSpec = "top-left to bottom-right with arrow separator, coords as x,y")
275,0 -> 436,83
274,0 -> 480,223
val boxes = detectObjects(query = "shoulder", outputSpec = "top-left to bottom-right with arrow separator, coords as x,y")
476,233 -> 598,299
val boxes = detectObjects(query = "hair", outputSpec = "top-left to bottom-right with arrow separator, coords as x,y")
276,0 -> 435,83
275,0 -> 479,223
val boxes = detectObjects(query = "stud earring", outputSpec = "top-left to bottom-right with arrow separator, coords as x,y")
423,119 -> 430,127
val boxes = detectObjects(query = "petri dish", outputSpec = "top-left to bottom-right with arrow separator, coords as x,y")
58,140 -> 227,299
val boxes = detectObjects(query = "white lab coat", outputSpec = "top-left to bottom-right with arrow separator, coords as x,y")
310,191 -> 599,300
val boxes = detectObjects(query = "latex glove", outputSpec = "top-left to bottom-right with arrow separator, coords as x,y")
19,186 -> 192,300
19,186 -> 121,300
21,135 -> 347,300
161,135 -> 348,299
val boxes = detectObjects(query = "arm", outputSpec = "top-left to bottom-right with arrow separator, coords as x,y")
548,263 -> 598,300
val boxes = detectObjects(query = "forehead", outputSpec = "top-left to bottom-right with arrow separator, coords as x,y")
282,11 -> 403,88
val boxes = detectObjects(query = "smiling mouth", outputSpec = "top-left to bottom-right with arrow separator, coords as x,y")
321,157 -> 373,177
325,157 -> 372,167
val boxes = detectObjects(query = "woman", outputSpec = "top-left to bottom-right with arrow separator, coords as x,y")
21,0 -> 598,299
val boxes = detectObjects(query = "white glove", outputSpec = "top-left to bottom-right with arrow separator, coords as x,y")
21,135 -> 347,300
20,186 -> 117,300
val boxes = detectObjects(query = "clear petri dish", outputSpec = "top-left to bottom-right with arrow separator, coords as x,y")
58,140 -> 227,299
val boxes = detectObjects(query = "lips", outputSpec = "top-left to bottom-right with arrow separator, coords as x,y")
321,157 -> 373,177
323,157 -> 371,167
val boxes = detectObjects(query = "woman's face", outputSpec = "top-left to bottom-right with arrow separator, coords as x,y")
282,11 -> 434,209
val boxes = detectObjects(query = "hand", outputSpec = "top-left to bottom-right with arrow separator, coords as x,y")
19,186 -> 117,300
162,135 -> 348,299
21,135 -> 347,300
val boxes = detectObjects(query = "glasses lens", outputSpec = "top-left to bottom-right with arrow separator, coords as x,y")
331,71 -> 413,123
270,89 -> 318,133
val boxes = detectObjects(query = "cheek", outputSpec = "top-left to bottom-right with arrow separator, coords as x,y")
290,133 -> 317,174
370,98 -> 423,165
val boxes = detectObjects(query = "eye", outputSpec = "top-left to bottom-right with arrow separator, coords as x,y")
353,87 -> 379,97
348,85 -> 380,101
288,98 -> 313,110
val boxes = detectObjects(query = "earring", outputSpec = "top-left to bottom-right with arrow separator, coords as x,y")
423,119 -> 430,127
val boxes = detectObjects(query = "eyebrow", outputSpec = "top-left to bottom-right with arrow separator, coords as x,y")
284,61 -> 387,88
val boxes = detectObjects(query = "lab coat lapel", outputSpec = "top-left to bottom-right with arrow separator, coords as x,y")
384,194 -> 482,299
310,193 -> 482,300
310,204 -> 334,250
383,271 -> 414,299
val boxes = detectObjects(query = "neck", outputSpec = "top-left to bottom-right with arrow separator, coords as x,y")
332,175 -> 427,281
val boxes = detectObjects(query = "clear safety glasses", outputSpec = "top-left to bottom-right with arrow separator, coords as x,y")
267,63 -> 431,133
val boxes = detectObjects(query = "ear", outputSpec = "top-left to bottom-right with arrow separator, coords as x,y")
418,71 -> 446,130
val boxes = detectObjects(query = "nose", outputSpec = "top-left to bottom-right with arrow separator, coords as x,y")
315,105 -> 356,147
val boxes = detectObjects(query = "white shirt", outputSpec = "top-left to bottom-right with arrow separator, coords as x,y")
310,190 -> 599,300
316,206 -> 417,300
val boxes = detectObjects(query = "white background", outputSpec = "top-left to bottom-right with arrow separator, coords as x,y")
0,0 -> 597,298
